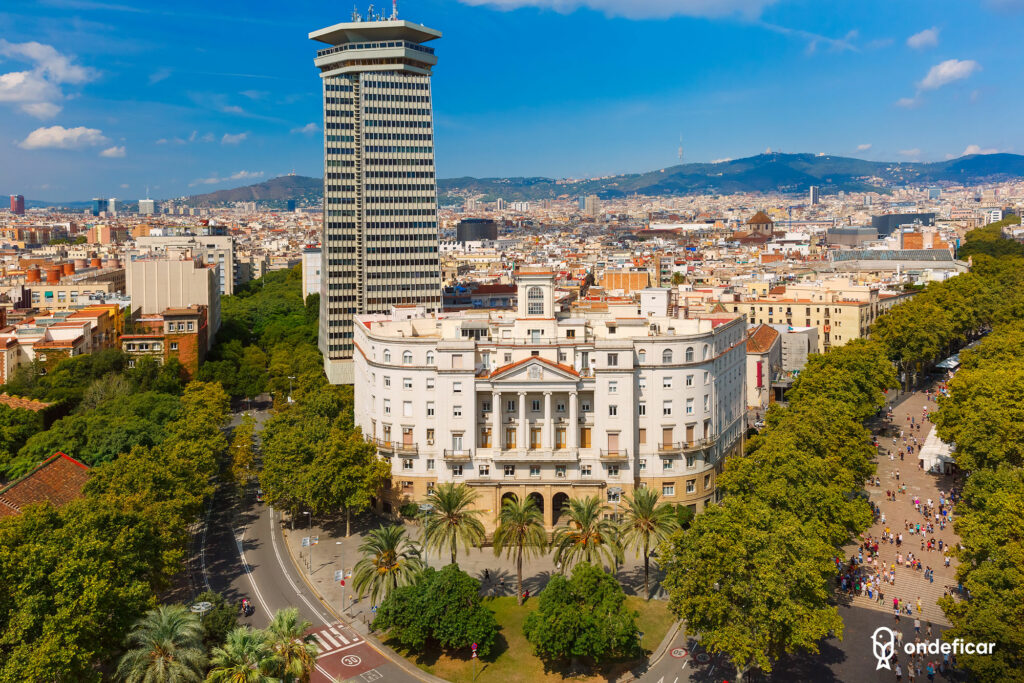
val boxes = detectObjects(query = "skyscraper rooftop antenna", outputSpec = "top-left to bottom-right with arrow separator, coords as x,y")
351,6 -> 362,21
391,0 -> 398,19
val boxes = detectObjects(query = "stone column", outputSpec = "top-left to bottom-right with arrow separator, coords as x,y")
518,391 -> 527,451
568,391 -> 579,448
544,391 -> 553,450
492,390 -> 501,451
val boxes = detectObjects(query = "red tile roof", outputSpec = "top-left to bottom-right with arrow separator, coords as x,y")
483,356 -> 579,379
0,452 -> 89,518
0,393 -> 52,412
747,211 -> 774,225
746,324 -> 781,354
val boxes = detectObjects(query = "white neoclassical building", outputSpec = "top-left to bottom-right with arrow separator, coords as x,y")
353,269 -> 747,529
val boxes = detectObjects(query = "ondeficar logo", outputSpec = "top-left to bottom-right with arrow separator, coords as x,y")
871,625 -> 997,669
872,627 -> 897,670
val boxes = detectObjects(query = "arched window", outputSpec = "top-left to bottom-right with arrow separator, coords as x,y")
638,349 -> 647,363
527,286 -> 544,315
685,347 -> 694,362
702,344 -> 710,360
403,350 -> 413,365
426,351 -> 435,365
662,349 -> 673,364
383,349 -> 391,363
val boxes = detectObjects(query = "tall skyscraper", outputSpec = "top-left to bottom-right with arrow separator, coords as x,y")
9,195 -> 25,215
809,185 -> 820,205
310,17 -> 443,384
91,198 -> 107,217
138,199 -> 156,215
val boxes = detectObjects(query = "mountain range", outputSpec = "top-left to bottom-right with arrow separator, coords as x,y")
22,152 -> 1024,209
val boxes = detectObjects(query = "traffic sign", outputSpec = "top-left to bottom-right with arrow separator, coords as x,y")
301,537 -> 310,547
472,643 -> 477,651
334,570 -> 344,582
670,647 -> 688,658
371,605 -> 377,613
310,536 -> 319,546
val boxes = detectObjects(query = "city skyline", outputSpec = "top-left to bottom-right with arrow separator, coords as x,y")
2,0 -> 1024,200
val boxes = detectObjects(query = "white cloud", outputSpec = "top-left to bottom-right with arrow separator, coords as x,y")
100,145 -> 126,157
962,144 -> 999,155
856,143 -> 872,151
19,125 -> 107,150
148,68 -> 171,84
120,183 -> 130,189
0,40 -> 97,118
899,148 -> 922,159
907,27 -> 939,49
456,0 -> 776,19
291,122 -> 319,134
918,59 -> 980,90
895,97 -> 919,108
221,132 -> 248,145
189,170 -> 264,187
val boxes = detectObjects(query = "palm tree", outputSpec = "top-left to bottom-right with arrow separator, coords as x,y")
422,482 -> 486,565
265,608 -> 318,683
116,605 -> 207,683
206,627 -> 282,683
492,496 -> 547,605
551,495 -> 623,571
351,524 -> 425,606
618,488 -> 679,599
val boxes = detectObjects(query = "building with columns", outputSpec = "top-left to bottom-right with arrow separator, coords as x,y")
353,270 -> 747,530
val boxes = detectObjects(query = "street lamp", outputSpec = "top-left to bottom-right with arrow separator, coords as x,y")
190,601 -> 212,624
287,375 -> 296,404
303,511 -> 312,573
418,503 -> 434,567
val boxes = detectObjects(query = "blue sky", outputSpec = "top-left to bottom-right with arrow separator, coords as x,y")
1,0 -> 1022,201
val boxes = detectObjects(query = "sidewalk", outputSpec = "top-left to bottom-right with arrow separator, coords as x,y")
842,379 -> 961,627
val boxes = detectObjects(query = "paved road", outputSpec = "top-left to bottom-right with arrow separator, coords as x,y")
191,408 -> 424,683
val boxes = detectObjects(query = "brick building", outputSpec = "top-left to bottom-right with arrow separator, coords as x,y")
120,305 -> 210,378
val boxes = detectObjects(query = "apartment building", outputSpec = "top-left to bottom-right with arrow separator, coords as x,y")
120,305 -> 210,377
727,278 -> 913,353
125,257 -> 221,341
353,270 -> 747,529
133,234 -> 246,295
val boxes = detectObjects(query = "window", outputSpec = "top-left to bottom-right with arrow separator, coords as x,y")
531,399 -> 540,411
686,454 -> 695,468
704,371 -> 710,385
530,465 -> 541,477
662,349 -> 673,363
663,376 -> 672,389
663,483 -> 675,496
383,399 -> 391,414
170,342 -> 178,350
453,381 -> 462,393
384,376 -> 391,387
638,349 -> 646,363
402,401 -> 412,417
187,321 -> 194,331
384,349 -> 391,362
426,459 -> 435,470
504,426 -> 516,449
566,329 -> 576,339
703,344 -> 710,360
452,434 -> 464,450
504,353 -> 512,363
663,401 -> 672,416
426,428 -> 434,445
426,377 -> 435,390
402,459 -> 413,470
607,353 -> 618,366
686,374 -> 694,387
403,377 -> 412,389
685,347 -> 694,362
581,464 -> 592,476
663,458 -> 672,472
555,465 -> 566,478
504,465 -> 516,477
608,381 -> 618,394
453,405 -> 462,418
426,401 -> 435,417
639,428 -> 646,444
607,464 -> 620,477
507,399 -> 516,413
609,404 -> 618,416
686,398 -> 694,414
480,426 -> 492,447
639,377 -> 647,390
452,465 -> 463,476
704,395 -> 710,411
686,479 -> 696,494
704,474 -> 711,489
482,401 -> 491,412
607,489 -> 620,503
581,400 -> 591,411
638,403 -> 646,416
426,351 -> 435,365
479,464 -> 490,476
556,402 -> 565,413
403,350 -> 413,364
527,286 -> 544,315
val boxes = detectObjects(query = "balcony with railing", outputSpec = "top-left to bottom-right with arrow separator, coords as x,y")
682,438 -> 713,452
443,448 -> 473,461
599,448 -> 629,461
658,441 -> 683,455
316,40 -> 435,58
367,437 -> 419,456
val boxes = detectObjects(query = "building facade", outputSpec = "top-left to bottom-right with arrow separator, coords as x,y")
9,195 -> 25,216
310,18 -> 444,384
353,271 -> 747,530
125,257 -> 221,339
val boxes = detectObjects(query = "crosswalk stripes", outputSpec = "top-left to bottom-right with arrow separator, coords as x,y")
308,622 -> 361,658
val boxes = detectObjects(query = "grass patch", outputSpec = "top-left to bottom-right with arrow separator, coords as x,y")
383,595 -> 674,683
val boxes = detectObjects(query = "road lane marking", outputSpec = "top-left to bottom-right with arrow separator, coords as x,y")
268,507 -> 333,626
329,626 -> 350,644
318,630 -> 341,649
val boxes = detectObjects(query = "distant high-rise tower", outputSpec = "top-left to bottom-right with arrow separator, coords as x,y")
139,199 -> 155,216
9,195 -> 25,215
91,198 -> 107,217
809,186 -> 820,205
310,17 -> 443,384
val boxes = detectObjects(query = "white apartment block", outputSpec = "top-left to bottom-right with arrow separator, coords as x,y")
354,270 -> 747,529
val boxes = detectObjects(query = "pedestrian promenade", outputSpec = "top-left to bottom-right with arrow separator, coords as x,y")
841,379 -> 962,627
